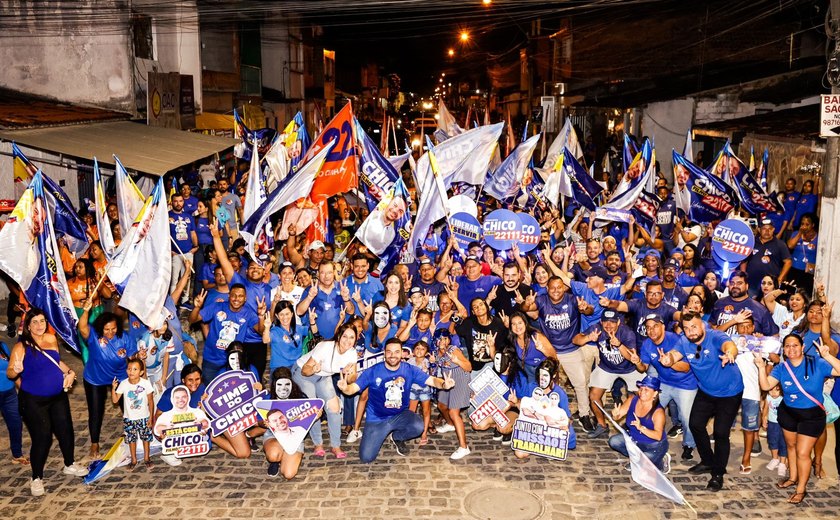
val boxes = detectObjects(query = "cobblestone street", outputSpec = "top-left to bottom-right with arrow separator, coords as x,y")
0,346 -> 836,520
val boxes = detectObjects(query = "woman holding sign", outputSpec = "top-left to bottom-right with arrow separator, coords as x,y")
261,367 -> 308,479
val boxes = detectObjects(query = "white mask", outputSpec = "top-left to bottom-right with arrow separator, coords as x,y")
373,307 -> 390,329
493,353 -> 503,373
228,354 -> 240,371
274,378 -> 293,400
538,369 -> 551,390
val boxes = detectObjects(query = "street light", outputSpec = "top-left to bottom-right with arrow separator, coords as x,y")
460,31 -> 469,42
448,48 -> 455,57
482,0 -> 492,5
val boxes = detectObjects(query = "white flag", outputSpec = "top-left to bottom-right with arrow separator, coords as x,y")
114,156 -> 145,237
415,122 -> 504,187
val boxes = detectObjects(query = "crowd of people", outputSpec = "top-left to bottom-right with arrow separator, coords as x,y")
1,146 -> 838,509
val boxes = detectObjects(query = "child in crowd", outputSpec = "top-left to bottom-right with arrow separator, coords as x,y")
408,340 -> 434,445
763,383 -> 787,476
112,358 -> 155,470
400,308 -> 434,353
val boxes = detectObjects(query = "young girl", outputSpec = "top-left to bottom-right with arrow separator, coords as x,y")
111,358 -> 155,470
763,383 -> 788,476
408,340 -> 433,445
398,308 -> 434,351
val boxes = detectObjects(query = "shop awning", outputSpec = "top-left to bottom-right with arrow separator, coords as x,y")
0,120 -> 239,175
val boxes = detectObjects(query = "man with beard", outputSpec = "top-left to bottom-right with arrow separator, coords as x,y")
601,280 -> 679,347
345,254 -> 384,315
296,262 -> 355,341
661,259 -> 688,310
412,257 -> 447,312
522,277 -> 596,432
572,238 -> 605,281
711,272 -> 778,336
440,255 -> 501,314
744,219 -> 791,297
487,262 -> 534,317
169,194 -> 199,299
337,339 -> 455,462
285,223 -> 327,275
601,250 -> 629,291
657,312 -> 742,492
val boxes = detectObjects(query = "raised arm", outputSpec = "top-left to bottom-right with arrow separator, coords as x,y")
210,223 -> 235,283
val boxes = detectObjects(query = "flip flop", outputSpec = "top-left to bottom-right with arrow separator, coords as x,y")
330,448 -> 347,459
739,464 -> 751,475
127,462 -> 137,471
418,438 -> 429,446
144,459 -> 154,470
788,491 -> 807,505
11,456 -> 29,465
776,478 -> 797,489
312,447 -> 326,457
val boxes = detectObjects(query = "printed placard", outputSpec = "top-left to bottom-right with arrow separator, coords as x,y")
202,370 -> 268,437
161,423 -> 210,458
153,385 -> 210,459
482,209 -> 520,250
469,396 -> 511,428
711,219 -> 755,264
734,334 -> 782,356
510,388 -> 572,460
468,365 -> 511,428
255,398 -> 325,455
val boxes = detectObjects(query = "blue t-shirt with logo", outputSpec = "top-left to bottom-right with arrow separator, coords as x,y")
640,331 -> 698,390
771,357 -> 834,409
301,285 -> 345,340
456,275 -> 501,313
570,281 -> 621,331
229,272 -> 272,342
345,275 -> 384,315
535,292 -> 581,353
625,299 -> 677,345
84,328 -> 138,386
356,361 -> 430,421
676,329 -> 744,398
169,210 -> 196,253
582,323 -> 637,373
269,323 -> 309,370
199,301 -> 259,367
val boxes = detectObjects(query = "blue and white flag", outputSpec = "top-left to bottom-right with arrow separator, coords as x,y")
0,171 -> 80,352
725,145 -> 782,215
93,159 -> 117,259
356,178 -> 412,269
108,180 -> 171,329
243,141 -> 273,257
537,117 -> 584,182
409,139 -> 450,255
240,140 -> 335,262
623,134 -> 640,174
631,190 -> 661,234
485,134 -> 541,201
554,147 -> 603,211
12,143 -> 89,256
673,150 -> 738,223
114,156 -> 146,238
607,139 -> 656,211
415,122 -> 504,187
387,150 -> 411,173
437,99 -> 465,139
673,131 -> 693,216
357,119 -> 401,212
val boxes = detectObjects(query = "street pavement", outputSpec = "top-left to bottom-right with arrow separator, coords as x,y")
0,334 -> 837,519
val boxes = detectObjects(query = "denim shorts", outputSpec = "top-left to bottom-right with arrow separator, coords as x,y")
410,385 -> 432,402
740,398 -> 760,432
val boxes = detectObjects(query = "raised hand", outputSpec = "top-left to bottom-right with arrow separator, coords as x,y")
287,223 -> 297,236
486,285 -> 498,303
337,370 -> 348,392
752,351 -> 766,367
815,338 -> 830,358
598,295 -> 610,308
307,307 -> 318,325
487,330 -> 498,348
658,347 -> 674,367
524,292 -> 536,309
629,351 -> 641,365
498,311 -> 509,328
822,301 -> 834,321
442,373 -> 455,389
586,329 -> 600,343
256,296 -> 267,317
629,414 -> 641,430
719,351 -> 736,367
194,289 -> 207,308
11,352 -> 23,375
733,308 -> 752,324
340,281 -> 351,301
352,285 -> 361,302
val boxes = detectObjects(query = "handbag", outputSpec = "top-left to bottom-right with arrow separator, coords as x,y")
781,360 -> 837,424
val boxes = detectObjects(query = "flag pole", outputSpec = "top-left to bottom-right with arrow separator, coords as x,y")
168,237 -> 196,274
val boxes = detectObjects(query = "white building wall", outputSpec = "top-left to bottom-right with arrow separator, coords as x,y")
640,98 -> 695,178
0,1 -> 133,112
150,1 -> 203,112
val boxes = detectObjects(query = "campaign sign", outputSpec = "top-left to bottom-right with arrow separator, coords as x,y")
468,366 -> 511,428
161,423 -> 210,458
711,219 -> 755,264
510,389 -> 572,460
203,370 -> 268,437
450,212 -> 483,253
255,398 -> 324,455
483,209 -> 520,250
734,334 -> 782,356
357,351 -> 385,372
448,194 -> 478,218
516,212 -> 541,253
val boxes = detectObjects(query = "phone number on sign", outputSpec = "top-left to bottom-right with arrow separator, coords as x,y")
176,443 -> 210,458
720,241 -> 752,256
489,230 -> 521,241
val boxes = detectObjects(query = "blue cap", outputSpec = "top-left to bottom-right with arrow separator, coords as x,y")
637,375 -> 661,392
433,328 -> 451,341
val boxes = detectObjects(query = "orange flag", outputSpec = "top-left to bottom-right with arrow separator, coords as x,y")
302,102 -> 358,202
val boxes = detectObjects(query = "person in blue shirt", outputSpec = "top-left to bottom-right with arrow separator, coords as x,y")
661,259 -> 688,310
791,179 -> 818,230
631,314 -> 698,462
168,194 -> 198,300
711,271 -> 779,337
608,375 -> 670,473
756,334 -> 840,504
345,254 -> 384,315
602,280 -> 679,347
781,177 -> 800,235
266,301 -> 310,371
398,308 -> 434,350
337,338 -> 456,463
197,246 -> 218,291
189,284 -> 265,384
0,342 -> 26,464
658,312 -> 742,492
180,183 -> 199,215
442,255 -> 501,314
78,304 -> 139,460
296,263 -> 354,340
786,213 -> 819,296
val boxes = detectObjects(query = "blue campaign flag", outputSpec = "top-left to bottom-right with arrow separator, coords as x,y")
562,147 -> 603,211
609,139 -> 654,210
356,178 -> 412,275
623,134 -> 640,174
485,134 -> 541,201
726,145 -> 783,215
27,173 -> 82,353
290,111 -> 311,171
356,119 -> 400,212
672,150 -> 738,224
630,190 -> 661,234
12,143 -> 89,255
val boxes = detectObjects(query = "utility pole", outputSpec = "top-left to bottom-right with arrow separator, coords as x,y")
815,0 -> 840,328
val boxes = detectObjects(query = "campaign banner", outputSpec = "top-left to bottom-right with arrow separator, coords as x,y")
711,219 -> 755,264
255,398 -> 324,455
202,370 -> 268,437
357,351 -> 385,372
673,150 -> 738,224
515,212 -> 541,253
510,387 -> 572,460
161,422 -> 210,458
468,366 -> 511,429
450,212 -> 482,254
483,209 -> 520,250
592,206 -> 633,224
734,334 -> 782,356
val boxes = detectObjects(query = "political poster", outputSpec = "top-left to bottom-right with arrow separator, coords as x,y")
734,334 -> 782,356
510,388 -> 571,460
672,150 -> 738,224
483,209 -> 520,250
255,398 -> 324,455
711,219 -> 755,264
357,351 -> 385,372
515,212 -> 541,253
468,366 -> 511,429
448,194 -> 478,218
450,212 -> 482,254
153,385 -> 210,459
202,370 -> 268,437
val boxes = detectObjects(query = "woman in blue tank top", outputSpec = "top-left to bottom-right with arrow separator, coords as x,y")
507,311 -> 556,385
78,302 -> 137,460
5,308 -> 88,496
607,375 -> 671,473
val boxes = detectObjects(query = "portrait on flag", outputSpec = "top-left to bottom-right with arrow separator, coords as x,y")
356,178 -> 411,258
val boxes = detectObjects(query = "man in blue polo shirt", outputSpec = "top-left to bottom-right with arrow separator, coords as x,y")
631,313 -> 698,461
169,194 -> 198,299
345,254 -> 384,315
658,312 -> 742,492
453,255 -> 501,314
601,280 -> 679,346
337,339 -> 455,462
711,271 -> 778,336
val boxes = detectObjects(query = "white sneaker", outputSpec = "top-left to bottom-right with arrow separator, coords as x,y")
346,429 -> 363,443
661,453 -> 671,475
62,462 -> 89,477
777,462 -> 787,477
450,447 -> 471,460
437,423 -> 456,433
161,455 -> 182,467
30,478 -> 45,497
766,458 -> 780,471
